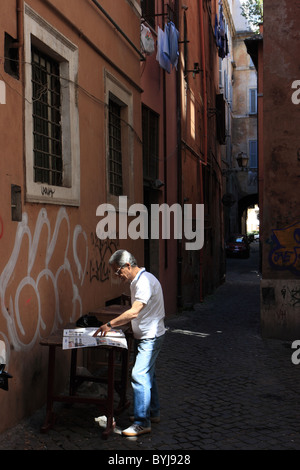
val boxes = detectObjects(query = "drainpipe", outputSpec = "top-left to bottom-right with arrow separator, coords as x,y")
175,1 -> 182,309
198,159 -> 204,302
198,0 -> 207,302
13,0 -> 23,48
90,0 -> 145,61
199,0 -> 208,166
160,0 -> 168,269
11,0 -> 24,74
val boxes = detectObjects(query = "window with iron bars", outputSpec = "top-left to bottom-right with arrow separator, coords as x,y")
31,47 -> 63,186
108,98 -> 123,196
141,0 -> 155,28
141,0 -> 176,28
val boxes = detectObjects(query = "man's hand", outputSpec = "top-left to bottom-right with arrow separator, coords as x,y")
92,301 -> 144,338
93,323 -> 111,337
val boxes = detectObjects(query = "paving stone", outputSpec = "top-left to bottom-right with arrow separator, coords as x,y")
1,244 -> 300,453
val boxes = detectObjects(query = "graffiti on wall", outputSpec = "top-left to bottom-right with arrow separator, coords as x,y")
89,233 -> 119,282
281,285 -> 300,307
0,208 -> 88,361
269,222 -> 300,275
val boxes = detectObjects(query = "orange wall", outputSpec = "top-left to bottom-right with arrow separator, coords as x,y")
0,0 -> 143,431
140,5 -> 178,315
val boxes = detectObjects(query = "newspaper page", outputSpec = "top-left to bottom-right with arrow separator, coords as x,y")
62,327 -> 128,350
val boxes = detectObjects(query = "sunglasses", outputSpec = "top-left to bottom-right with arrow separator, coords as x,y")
114,265 -> 126,276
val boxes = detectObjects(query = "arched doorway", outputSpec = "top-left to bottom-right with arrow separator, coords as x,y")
238,194 -> 259,234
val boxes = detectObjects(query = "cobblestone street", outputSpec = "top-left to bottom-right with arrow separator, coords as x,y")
1,243 -> 300,454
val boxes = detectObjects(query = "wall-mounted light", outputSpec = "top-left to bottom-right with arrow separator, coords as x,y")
236,152 -> 249,170
152,179 -> 164,189
185,62 -> 201,78
222,152 -> 249,176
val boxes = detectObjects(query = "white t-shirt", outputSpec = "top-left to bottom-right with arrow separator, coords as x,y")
130,268 -> 166,339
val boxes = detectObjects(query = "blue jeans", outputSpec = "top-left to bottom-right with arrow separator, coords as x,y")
131,334 -> 165,427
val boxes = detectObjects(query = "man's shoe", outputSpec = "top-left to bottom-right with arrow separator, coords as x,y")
122,424 -> 151,437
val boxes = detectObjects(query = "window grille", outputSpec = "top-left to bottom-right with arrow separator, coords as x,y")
109,98 -> 123,196
141,0 -> 155,28
31,47 -> 62,186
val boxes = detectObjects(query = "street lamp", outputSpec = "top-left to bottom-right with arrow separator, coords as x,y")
236,152 -> 249,170
222,152 -> 249,176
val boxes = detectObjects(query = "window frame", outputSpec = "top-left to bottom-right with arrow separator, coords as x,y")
141,0 -> 156,29
104,70 -> 134,206
108,98 -> 123,196
249,88 -> 257,115
24,4 -> 80,206
31,46 -> 63,187
249,139 -> 258,168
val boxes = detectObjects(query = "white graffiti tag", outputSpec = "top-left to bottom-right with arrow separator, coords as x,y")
0,208 -> 88,357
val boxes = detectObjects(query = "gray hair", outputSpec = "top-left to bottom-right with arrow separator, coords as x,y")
108,249 -> 137,267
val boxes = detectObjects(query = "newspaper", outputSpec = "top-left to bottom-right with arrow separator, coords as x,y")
62,327 -> 128,350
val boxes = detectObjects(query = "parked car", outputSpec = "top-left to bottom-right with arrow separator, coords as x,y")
226,234 -> 250,258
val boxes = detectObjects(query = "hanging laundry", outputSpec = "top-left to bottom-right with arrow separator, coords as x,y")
156,21 -> 179,73
141,23 -> 155,55
164,21 -> 179,69
215,14 -> 220,47
219,3 -> 225,38
215,1 -> 229,60
225,34 -> 229,56
156,26 -> 171,73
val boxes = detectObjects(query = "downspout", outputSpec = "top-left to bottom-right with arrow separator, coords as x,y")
11,0 -> 24,75
13,0 -> 23,48
90,0 -> 145,62
176,3 -> 182,309
198,0 -> 207,302
163,69 -> 168,269
43,0 -> 143,92
161,0 -> 168,269
198,159 -> 204,302
199,0 -> 208,166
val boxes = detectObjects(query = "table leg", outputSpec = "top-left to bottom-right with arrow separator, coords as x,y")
101,348 -> 115,439
40,345 -> 56,433
69,348 -> 77,396
115,347 -> 131,413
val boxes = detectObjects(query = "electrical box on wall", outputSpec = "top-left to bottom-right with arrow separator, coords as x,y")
11,185 -> 22,221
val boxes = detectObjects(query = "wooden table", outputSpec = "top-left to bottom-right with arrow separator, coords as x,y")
40,305 -> 131,439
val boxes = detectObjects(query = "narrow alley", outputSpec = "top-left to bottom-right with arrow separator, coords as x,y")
1,241 -> 300,452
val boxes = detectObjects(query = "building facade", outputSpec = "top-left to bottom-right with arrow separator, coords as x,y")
219,0 -> 258,242
258,0 -> 300,339
177,0 -> 225,300
0,0 -> 240,432
247,0 -> 300,339
0,0 -> 144,432
231,0 -> 258,235
140,0 -> 226,306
